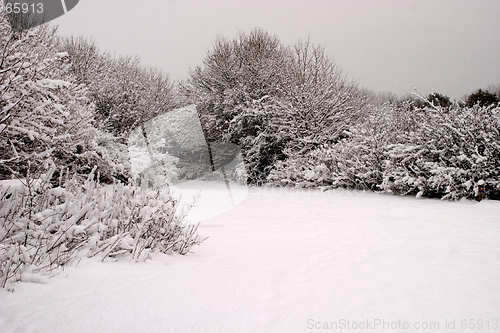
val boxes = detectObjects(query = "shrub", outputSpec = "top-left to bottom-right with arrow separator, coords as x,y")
269,101 -> 500,201
268,103 -> 415,190
0,166 -> 205,288
379,104 -> 500,200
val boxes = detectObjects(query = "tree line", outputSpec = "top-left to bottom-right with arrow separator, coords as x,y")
182,28 -> 499,200
1,15 -> 499,199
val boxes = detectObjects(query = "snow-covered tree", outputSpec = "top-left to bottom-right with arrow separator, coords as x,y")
185,29 -> 367,184
0,12 -> 129,182
62,36 -> 177,139
268,39 -> 368,185
185,28 -> 286,139
1,15 -> 82,177
279,39 -> 364,147
183,28 -> 290,183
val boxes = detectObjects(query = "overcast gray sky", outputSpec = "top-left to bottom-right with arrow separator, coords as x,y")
54,0 -> 500,100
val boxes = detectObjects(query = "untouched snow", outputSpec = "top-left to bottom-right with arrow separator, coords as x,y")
1,182 -> 500,333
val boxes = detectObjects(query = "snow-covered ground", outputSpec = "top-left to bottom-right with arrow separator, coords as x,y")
1,182 -> 499,333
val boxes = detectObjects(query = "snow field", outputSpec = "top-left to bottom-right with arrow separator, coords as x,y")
1,182 -> 499,333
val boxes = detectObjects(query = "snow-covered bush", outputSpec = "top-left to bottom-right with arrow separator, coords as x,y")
268,103 -> 403,189
0,167 -> 205,288
269,101 -> 500,200
127,125 -> 179,188
222,97 -> 291,184
268,138 -> 384,190
380,103 -> 500,200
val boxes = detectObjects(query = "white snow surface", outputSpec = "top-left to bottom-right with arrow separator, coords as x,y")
1,181 -> 500,333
